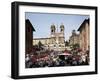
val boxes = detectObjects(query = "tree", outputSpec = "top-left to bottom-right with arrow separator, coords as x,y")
38,41 -> 43,48
72,43 -> 80,50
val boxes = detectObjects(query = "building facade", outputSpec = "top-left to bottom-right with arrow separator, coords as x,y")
33,24 -> 65,51
78,19 -> 90,52
26,19 -> 35,54
69,30 -> 79,45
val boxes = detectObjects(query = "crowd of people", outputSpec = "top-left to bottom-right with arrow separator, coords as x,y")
25,49 -> 89,68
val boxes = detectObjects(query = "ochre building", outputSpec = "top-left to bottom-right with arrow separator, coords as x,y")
78,19 -> 90,52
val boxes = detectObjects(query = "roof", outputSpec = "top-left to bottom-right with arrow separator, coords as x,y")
26,19 -> 35,31
77,18 -> 89,31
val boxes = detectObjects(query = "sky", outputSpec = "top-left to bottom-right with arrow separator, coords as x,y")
25,12 -> 89,41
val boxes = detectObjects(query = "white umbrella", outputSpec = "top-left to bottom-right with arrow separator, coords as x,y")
58,53 -> 71,56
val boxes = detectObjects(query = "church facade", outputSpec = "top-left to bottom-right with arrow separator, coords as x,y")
33,24 -> 65,51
